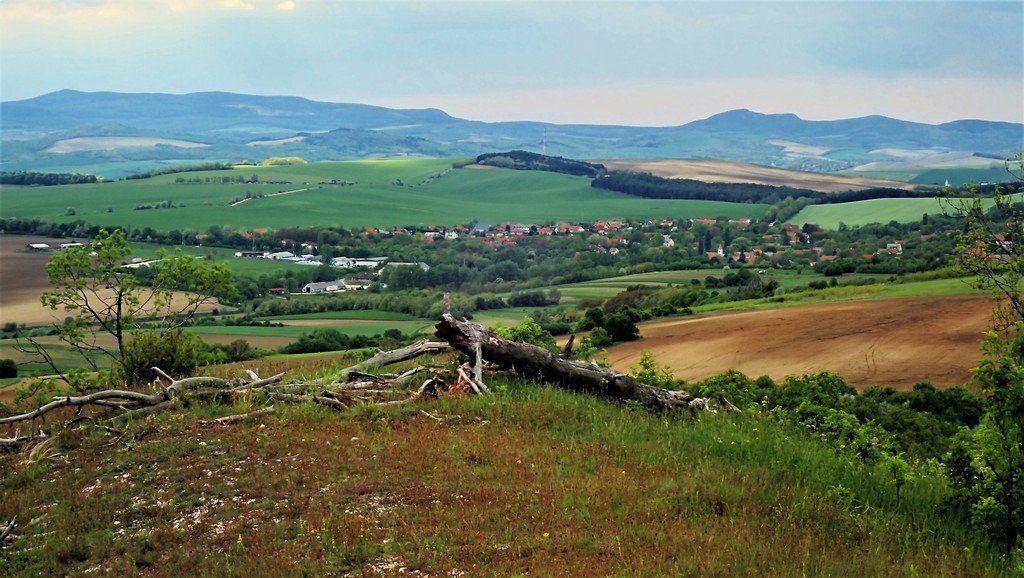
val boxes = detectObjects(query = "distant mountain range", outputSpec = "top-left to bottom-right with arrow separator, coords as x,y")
2,89 -> 1021,180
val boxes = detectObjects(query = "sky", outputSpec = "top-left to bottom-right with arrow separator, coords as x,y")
0,0 -> 1021,126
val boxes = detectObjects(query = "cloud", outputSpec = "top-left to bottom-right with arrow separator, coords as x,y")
219,0 -> 256,10
0,0 -> 293,22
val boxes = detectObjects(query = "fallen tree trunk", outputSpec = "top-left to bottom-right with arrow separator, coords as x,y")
435,314 -> 733,413
334,340 -> 450,381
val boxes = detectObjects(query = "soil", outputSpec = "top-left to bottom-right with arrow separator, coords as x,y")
0,235 -> 219,326
606,295 -> 995,389
0,235 -> 68,326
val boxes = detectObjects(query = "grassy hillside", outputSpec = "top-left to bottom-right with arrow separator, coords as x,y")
0,377 -> 1007,576
787,197 -> 946,228
0,159 -> 767,231
790,193 -> 1024,229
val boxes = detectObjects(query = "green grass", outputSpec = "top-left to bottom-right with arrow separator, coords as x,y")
0,380 -> 1006,576
789,198 -> 948,228
260,310 -> 422,322
790,193 -> 1024,229
910,166 -> 1013,186
0,339 -> 112,376
469,307 -> 549,329
1,159 -> 768,232
186,322 -> 430,339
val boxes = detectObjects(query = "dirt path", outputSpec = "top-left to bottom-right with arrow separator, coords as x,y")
606,295 -> 995,389
229,188 -> 309,207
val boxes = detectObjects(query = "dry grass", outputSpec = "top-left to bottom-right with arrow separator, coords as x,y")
0,380 -> 1005,576
44,137 -> 208,154
599,159 -> 914,193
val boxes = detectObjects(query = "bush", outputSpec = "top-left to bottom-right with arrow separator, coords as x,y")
0,358 -> 17,378
111,329 -> 206,386
494,317 -> 557,352
588,327 -> 613,348
604,312 -> 640,342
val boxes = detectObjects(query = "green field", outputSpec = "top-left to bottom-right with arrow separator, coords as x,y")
550,268 -> 870,301
0,159 -> 768,231
787,198 -> 947,228
259,310 -> 422,322
791,193 -> 1024,229
186,322 -> 430,340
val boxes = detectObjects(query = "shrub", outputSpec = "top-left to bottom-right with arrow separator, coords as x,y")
494,316 -> 557,352
0,358 -> 17,378
111,329 -> 206,386
604,312 -> 640,342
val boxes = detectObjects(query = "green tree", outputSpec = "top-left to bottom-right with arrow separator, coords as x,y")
33,229 -> 236,383
494,316 -> 557,352
604,311 -> 639,342
0,359 -> 17,379
943,157 -> 1024,551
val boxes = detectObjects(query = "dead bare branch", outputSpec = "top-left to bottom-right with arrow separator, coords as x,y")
198,405 -> 276,426
334,340 -> 449,381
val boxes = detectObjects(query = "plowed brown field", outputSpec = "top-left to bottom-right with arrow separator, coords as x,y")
606,295 -> 994,389
0,235 -> 64,325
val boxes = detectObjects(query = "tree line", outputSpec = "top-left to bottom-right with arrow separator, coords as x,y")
0,171 -> 98,186
475,150 -> 607,178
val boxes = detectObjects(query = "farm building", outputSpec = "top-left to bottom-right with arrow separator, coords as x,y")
383,262 -> 430,272
302,280 -> 347,294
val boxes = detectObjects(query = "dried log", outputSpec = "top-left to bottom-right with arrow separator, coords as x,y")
108,400 -> 178,425
228,371 -> 287,392
0,518 -> 15,544
0,436 -> 37,450
0,390 -> 169,426
377,376 -> 446,407
456,364 -> 487,395
334,340 -> 449,380
2,370 -> 278,428
435,314 -> 735,414
266,392 -> 347,411
199,405 -> 276,426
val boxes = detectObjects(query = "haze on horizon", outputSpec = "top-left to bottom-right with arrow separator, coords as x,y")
0,0 -> 1021,127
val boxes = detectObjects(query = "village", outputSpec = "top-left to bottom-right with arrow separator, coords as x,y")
223,214 -> 916,295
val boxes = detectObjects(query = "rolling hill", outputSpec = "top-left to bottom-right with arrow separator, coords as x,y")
0,158 -> 768,232
2,90 -> 1021,180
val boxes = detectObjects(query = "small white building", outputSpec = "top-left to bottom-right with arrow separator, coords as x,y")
301,280 -> 346,294
383,261 -> 430,272
331,256 -> 357,268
